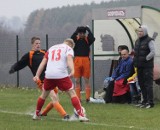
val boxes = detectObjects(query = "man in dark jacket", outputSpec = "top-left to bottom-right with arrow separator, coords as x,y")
133,25 -> 155,108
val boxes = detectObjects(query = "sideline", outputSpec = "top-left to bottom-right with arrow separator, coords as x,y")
0,109 -> 157,130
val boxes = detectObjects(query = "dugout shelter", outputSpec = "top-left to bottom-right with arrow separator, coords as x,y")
91,5 -> 160,99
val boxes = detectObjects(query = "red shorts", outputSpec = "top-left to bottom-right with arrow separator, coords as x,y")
74,57 -> 90,78
43,77 -> 73,91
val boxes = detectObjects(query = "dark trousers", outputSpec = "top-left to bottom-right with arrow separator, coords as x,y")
103,81 -> 114,103
112,92 -> 131,104
103,81 -> 131,103
137,67 -> 154,105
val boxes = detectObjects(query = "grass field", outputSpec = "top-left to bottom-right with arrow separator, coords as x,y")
0,86 -> 160,130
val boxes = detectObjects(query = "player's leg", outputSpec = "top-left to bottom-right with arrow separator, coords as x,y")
33,90 -> 50,120
41,87 -> 59,116
68,89 -> 84,116
84,78 -> 90,102
83,57 -> 91,102
74,78 -> 81,100
41,90 -> 67,118
58,77 -> 89,121
33,78 -> 53,119
74,57 -> 82,101
36,78 -> 59,115
67,89 -> 89,121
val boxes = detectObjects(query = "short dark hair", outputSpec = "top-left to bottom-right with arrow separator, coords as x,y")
77,26 -> 86,33
31,37 -> 40,44
118,45 -> 129,52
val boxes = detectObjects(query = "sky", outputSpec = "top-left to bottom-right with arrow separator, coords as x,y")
0,0 -> 111,19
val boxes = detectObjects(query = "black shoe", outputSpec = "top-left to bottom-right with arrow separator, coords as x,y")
63,114 -> 70,121
86,99 -> 90,103
145,103 -> 154,109
135,102 -> 145,107
40,113 -> 47,116
139,103 -> 154,108
135,103 -> 142,107
139,103 -> 147,108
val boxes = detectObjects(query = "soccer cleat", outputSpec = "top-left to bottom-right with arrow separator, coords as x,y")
62,114 -> 70,121
32,114 -> 41,120
73,106 -> 86,117
86,99 -> 90,103
40,113 -> 47,116
69,114 -> 79,121
71,106 -> 89,122
79,115 -> 89,122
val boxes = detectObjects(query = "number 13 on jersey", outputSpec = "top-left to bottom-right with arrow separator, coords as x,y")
52,49 -> 61,61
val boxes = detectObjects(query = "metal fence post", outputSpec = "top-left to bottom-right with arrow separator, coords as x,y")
46,34 -> 48,50
16,35 -> 19,87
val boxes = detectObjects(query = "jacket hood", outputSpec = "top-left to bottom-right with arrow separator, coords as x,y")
140,25 -> 148,36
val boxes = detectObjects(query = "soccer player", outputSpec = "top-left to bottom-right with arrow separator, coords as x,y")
9,36 -> 68,119
71,26 -> 95,102
32,38 -> 89,121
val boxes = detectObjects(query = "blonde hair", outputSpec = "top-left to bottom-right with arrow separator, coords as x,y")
64,38 -> 75,48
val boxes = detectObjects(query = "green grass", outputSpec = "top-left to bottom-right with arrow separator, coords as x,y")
0,86 -> 160,130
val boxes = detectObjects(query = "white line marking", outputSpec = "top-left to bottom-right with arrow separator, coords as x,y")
84,122 -> 139,129
0,110 -> 32,115
0,110 -> 158,130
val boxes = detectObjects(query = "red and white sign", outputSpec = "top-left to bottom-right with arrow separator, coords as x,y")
107,9 -> 126,17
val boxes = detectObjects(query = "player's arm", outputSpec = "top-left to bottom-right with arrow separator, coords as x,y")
33,57 -> 47,82
67,55 -> 74,77
146,40 -> 155,60
9,53 -> 29,74
71,27 -> 79,42
86,26 -> 95,45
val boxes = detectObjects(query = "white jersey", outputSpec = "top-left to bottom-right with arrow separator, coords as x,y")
45,43 -> 74,79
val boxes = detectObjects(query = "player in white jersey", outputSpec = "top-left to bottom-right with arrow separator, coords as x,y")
45,43 -> 73,79
32,38 -> 89,122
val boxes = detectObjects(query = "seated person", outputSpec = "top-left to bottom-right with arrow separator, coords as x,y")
105,45 -> 130,103
111,49 -> 133,104
90,48 -> 134,104
127,67 -> 141,103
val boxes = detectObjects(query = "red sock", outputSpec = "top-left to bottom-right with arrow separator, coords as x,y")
71,96 -> 84,117
36,97 -> 45,116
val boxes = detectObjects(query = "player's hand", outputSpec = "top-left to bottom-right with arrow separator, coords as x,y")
85,25 -> 90,32
33,76 -> 39,82
123,78 -> 128,85
9,67 -> 15,74
76,27 -> 80,33
69,70 -> 74,78
86,25 -> 90,28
